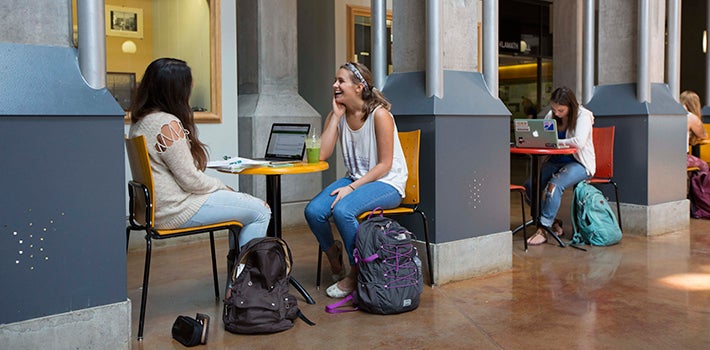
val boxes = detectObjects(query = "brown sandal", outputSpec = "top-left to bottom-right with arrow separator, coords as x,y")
527,230 -> 548,245
552,219 -> 564,237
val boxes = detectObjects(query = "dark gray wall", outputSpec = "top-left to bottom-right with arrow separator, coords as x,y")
386,71 -> 511,243
0,43 -> 126,324
586,83 -> 687,206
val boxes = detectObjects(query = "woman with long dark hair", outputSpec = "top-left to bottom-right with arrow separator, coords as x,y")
304,62 -> 408,298
129,58 -> 270,254
524,87 -> 596,245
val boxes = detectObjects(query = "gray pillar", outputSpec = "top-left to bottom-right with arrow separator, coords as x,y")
387,0 -> 510,285
237,0 -> 321,227
553,0 -> 583,98
583,0 -> 595,104
426,0 -> 442,98
371,0 -> 387,90
77,0 -> 106,89
590,0 -> 687,236
638,0 -> 651,102
482,0 -> 498,96
667,0 -> 681,100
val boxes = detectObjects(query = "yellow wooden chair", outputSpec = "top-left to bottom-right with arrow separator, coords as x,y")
125,135 -> 242,340
315,130 -> 433,288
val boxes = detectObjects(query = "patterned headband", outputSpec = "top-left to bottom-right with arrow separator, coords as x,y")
344,63 -> 369,90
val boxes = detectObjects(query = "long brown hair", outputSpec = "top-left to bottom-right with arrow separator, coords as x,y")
550,86 -> 579,134
680,90 -> 702,118
130,58 -> 209,170
341,62 -> 391,121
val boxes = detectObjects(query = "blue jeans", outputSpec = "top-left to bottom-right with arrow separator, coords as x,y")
524,160 -> 589,227
304,177 -> 402,265
180,190 -> 270,249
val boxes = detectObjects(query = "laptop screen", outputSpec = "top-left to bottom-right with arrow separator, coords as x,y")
264,123 -> 311,160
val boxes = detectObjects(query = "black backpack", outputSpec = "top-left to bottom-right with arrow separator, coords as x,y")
326,210 -> 423,314
223,237 -> 312,334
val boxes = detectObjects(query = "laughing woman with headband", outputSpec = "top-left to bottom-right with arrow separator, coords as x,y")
304,62 -> 408,298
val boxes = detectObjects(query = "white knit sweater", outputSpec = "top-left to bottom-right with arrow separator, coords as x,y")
128,112 -> 228,229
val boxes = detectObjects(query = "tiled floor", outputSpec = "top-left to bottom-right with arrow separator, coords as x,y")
127,193 -> 710,349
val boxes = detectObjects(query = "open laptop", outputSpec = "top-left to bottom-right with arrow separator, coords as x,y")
255,123 -> 311,163
513,119 -> 568,149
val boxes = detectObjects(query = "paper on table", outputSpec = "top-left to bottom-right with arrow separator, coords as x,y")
207,156 -> 269,172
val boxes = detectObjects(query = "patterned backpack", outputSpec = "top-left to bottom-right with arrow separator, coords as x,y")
326,209 -> 423,314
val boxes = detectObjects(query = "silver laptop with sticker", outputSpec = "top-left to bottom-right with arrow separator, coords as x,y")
513,119 -> 567,149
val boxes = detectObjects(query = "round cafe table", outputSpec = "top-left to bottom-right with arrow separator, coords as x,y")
510,146 -> 577,249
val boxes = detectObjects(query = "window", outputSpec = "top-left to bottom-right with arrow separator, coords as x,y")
347,5 -> 393,73
74,1 -> 221,122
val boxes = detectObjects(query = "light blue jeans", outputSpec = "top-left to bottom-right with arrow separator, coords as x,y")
180,190 -> 270,249
304,177 -> 402,265
524,160 -> 589,228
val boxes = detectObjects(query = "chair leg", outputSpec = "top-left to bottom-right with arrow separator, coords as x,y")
316,246 -> 323,290
137,236 -> 152,341
125,227 -> 131,253
611,181 -> 622,232
209,232 -> 219,300
416,209 -> 434,287
518,190 -> 528,251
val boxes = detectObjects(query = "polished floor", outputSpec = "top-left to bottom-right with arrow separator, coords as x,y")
127,193 -> 710,349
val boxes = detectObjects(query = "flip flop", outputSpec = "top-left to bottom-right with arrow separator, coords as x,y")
527,231 -> 547,246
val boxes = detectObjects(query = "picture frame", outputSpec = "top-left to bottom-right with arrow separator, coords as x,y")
105,5 -> 143,38
106,72 -> 136,111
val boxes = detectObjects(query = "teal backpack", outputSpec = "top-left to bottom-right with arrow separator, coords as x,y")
569,181 -> 622,246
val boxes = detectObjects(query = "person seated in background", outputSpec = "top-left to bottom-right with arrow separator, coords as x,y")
680,90 -> 708,151
524,87 -> 596,245
682,90 -> 709,171
128,58 -> 270,263
521,96 -> 538,118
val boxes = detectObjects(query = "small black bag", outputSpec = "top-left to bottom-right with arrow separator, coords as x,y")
172,313 -> 209,347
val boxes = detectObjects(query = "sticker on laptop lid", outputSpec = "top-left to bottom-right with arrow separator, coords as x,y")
543,120 -> 556,131
514,120 -> 530,131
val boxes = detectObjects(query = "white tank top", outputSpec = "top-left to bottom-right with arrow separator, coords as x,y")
338,106 -> 408,197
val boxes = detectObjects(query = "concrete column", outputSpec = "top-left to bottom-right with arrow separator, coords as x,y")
553,0 -> 583,98
387,0 -> 510,285
237,0 -> 321,227
588,0 -> 688,236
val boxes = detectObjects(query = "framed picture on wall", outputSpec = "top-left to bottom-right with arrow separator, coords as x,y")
105,5 -> 143,38
106,72 -> 136,111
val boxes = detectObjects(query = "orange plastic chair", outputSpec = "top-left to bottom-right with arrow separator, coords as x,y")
510,184 -> 529,250
315,130 -> 433,287
588,126 -> 622,231
125,135 -> 242,340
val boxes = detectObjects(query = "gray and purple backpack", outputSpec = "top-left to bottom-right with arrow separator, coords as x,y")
326,209 -> 423,314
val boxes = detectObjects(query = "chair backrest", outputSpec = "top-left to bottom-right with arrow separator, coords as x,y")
592,126 -> 615,179
125,135 -> 155,225
398,130 -> 421,205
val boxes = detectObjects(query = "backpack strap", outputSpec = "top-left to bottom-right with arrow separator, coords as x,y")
567,184 -> 588,251
324,293 -> 358,314
365,207 -> 385,220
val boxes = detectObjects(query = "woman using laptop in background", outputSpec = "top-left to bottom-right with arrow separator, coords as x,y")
304,62 -> 408,298
524,87 -> 596,245
128,58 -> 270,261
